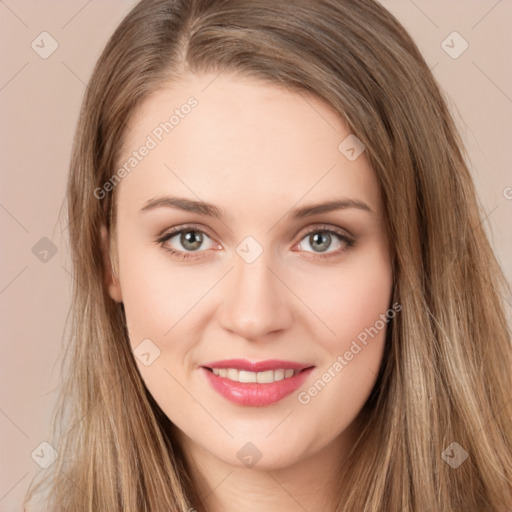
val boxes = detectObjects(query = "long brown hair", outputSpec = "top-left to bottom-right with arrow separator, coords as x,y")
24,0 -> 512,510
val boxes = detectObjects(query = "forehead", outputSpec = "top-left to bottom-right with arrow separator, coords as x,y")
115,72 -> 382,219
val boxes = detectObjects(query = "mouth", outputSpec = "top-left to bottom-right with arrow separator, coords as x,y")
201,359 -> 315,406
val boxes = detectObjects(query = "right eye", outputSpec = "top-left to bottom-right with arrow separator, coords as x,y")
156,225 -> 220,260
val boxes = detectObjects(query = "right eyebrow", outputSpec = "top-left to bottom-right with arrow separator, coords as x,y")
140,196 -> 231,221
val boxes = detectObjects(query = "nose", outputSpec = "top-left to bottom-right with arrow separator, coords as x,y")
218,251 -> 293,341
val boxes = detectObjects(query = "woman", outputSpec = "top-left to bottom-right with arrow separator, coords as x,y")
24,0 -> 512,510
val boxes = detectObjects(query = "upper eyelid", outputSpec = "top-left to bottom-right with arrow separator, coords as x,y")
158,223 -> 218,243
297,224 -> 353,239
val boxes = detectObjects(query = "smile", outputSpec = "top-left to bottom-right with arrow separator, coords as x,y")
201,359 -> 314,406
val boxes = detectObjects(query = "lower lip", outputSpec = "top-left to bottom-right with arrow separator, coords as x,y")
202,367 -> 314,407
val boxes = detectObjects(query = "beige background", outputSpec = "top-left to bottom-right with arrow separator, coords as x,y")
0,1 -> 511,510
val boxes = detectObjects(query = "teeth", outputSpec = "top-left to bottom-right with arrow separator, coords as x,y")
256,370 -> 273,383
274,369 -> 285,381
227,368 -> 238,381
239,370 -> 257,383
211,368 -> 299,383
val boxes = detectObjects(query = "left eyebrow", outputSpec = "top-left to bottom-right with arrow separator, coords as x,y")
289,198 -> 373,218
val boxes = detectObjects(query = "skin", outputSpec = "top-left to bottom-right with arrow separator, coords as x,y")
101,72 -> 393,511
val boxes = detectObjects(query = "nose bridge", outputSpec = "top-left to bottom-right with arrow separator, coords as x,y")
220,247 -> 292,339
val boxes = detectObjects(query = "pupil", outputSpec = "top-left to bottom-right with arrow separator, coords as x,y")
181,231 -> 203,250
310,232 -> 330,252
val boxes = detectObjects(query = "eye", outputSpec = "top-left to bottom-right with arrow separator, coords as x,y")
295,225 -> 355,258
156,225 -> 218,260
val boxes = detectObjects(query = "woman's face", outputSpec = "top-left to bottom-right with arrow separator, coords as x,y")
105,72 -> 393,470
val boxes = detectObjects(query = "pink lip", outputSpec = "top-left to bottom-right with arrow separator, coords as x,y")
201,359 -> 315,407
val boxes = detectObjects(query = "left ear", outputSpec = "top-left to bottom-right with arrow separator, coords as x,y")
99,223 -> 123,303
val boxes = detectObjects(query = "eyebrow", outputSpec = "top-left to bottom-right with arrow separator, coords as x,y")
139,195 -> 373,220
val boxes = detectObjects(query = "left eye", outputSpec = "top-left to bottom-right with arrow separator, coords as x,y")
295,227 -> 355,256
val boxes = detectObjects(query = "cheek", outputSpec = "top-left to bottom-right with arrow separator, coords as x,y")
117,242 -> 203,352
295,247 -> 393,437
300,243 -> 393,353
332,269 -> 392,351
117,251 -> 206,410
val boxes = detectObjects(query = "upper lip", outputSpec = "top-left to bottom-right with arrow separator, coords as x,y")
202,359 -> 313,372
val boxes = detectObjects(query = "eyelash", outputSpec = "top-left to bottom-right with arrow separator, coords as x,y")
155,224 -> 356,261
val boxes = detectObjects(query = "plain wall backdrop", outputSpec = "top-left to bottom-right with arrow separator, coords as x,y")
0,0 -> 511,510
